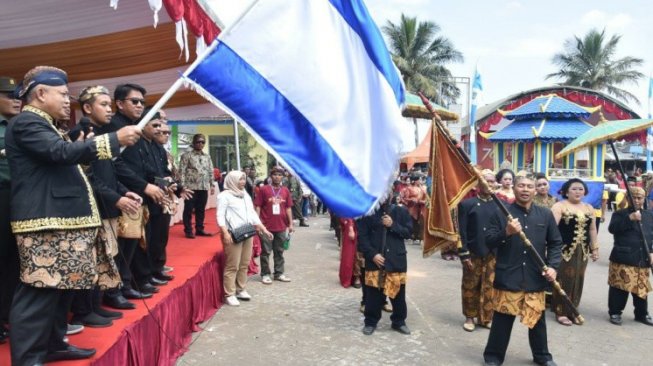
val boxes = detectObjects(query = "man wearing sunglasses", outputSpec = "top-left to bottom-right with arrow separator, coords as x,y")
180,133 -> 215,238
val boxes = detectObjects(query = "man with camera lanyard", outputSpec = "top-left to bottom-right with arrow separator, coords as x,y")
357,194 -> 413,336
121,108 -> 191,294
5,66 -> 141,365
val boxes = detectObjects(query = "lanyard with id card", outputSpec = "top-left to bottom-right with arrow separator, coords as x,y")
271,186 -> 283,215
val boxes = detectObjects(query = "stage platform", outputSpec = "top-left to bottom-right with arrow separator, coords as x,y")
0,210 -> 224,366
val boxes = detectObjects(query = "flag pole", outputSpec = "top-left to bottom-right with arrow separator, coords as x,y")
419,92 -> 585,325
233,119 -> 241,170
135,0 -> 261,130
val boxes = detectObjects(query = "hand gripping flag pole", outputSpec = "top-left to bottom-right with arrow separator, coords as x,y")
418,92 -> 584,325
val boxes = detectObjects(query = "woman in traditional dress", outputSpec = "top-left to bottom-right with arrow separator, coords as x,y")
338,218 -> 362,288
550,178 -> 599,325
495,169 -> 515,204
533,173 -> 557,208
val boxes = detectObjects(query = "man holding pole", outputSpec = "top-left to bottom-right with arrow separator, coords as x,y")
607,186 -> 653,326
357,196 -> 412,336
483,174 -> 562,366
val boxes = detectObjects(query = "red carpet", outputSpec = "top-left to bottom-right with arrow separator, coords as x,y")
0,210 -> 224,366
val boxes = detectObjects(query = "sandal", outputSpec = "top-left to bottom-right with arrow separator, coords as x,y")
557,316 -> 572,326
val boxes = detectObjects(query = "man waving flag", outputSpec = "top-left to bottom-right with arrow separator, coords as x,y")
184,0 -> 406,218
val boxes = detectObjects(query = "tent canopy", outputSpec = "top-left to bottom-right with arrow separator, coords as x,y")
401,125 -> 432,169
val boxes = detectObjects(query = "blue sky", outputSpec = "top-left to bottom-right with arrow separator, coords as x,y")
366,0 -> 653,117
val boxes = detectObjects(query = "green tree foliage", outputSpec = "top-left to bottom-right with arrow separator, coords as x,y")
383,14 -> 464,105
546,28 -> 644,104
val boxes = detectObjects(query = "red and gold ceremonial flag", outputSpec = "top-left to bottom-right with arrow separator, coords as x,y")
423,119 -> 478,257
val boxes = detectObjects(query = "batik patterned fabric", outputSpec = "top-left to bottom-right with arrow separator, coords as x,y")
365,271 -> 407,299
608,262 -> 652,299
492,289 -> 545,329
16,227 -> 120,290
179,150 -> 213,191
462,254 -> 496,325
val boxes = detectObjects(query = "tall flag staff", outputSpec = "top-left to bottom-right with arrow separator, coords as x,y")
469,65 -> 483,164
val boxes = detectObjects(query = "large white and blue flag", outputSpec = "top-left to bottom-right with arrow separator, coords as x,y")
469,66 -> 483,163
184,0 -> 406,217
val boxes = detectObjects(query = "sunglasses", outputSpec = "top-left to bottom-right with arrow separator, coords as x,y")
194,140 -> 206,144
151,123 -> 162,128
125,98 -> 146,106
161,131 -> 171,135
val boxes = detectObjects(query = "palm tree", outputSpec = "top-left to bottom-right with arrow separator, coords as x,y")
383,14 -> 463,105
546,28 -> 644,104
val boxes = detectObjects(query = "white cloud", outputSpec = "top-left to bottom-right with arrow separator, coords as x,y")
505,1 -> 522,11
580,10 -> 632,30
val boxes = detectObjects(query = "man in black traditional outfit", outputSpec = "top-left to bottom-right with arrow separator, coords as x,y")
6,66 -> 140,365
483,175 -> 562,366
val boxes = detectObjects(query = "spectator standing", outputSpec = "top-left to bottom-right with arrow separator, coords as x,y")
287,172 -> 309,227
180,133 -> 214,238
254,166 -> 294,284
218,171 -> 273,306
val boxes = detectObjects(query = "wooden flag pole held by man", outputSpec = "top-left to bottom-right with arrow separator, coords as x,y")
419,92 -> 584,325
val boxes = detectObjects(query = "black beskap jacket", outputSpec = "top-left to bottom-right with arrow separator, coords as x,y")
5,108 -> 119,233
608,208 -> 653,268
357,204 -> 412,272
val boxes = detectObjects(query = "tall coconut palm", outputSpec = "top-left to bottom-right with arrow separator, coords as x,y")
546,28 -> 644,104
383,14 -> 463,105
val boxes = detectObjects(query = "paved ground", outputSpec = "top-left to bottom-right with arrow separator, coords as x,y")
178,211 -> 653,366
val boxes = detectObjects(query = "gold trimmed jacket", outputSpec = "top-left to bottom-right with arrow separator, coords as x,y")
5,106 -> 120,233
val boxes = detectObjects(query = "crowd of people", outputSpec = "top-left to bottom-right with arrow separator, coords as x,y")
1,66 -> 653,366
333,167 -> 653,366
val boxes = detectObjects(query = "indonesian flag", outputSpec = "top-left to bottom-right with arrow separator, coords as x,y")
423,119 -> 478,257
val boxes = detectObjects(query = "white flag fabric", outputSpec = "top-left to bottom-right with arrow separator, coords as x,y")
184,0 -> 406,217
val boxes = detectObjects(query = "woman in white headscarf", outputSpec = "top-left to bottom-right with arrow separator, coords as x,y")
217,171 -> 273,306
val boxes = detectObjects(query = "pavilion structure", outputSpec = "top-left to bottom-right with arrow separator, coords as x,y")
487,94 -> 605,178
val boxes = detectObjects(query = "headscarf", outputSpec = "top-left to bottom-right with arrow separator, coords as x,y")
223,170 -> 245,197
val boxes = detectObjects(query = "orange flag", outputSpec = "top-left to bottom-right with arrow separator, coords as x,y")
423,119 -> 478,257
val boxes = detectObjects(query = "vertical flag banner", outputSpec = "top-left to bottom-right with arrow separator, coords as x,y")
647,76 -> 653,171
184,0 -> 406,218
469,67 -> 483,164
423,120 -> 478,257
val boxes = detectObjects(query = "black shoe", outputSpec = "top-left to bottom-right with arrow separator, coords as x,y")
195,230 -> 213,237
534,361 -> 557,366
185,232 -> 195,239
45,345 -> 96,362
609,314 -> 622,325
104,295 -> 136,309
122,288 -> 153,299
635,315 -> 653,326
95,307 -> 123,320
71,312 -> 113,328
139,283 -> 160,294
150,277 -> 168,286
362,325 -> 375,335
299,221 -> 309,227
391,324 -> 411,335
484,361 -> 502,366
154,272 -> 174,281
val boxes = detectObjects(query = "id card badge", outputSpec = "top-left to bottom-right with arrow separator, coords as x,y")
272,203 -> 281,215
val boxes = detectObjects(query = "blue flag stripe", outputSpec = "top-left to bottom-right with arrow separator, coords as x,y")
328,0 -> 405,106
187,42 -> 377,217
